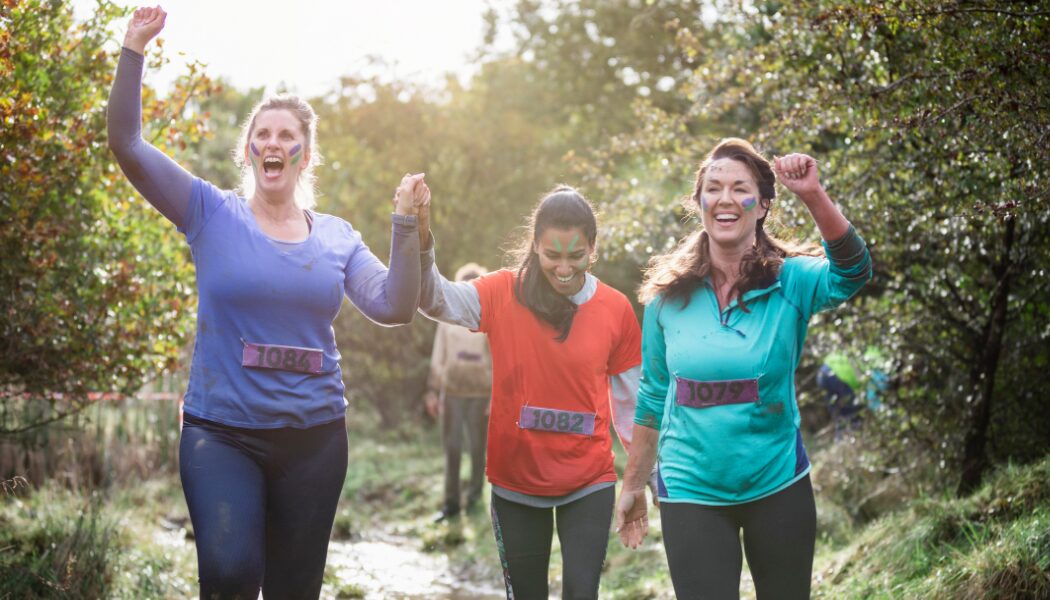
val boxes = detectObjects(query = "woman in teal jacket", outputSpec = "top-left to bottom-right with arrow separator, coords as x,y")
615,138 -> 871,599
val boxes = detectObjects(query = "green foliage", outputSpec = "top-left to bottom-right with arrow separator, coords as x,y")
814,455 -> 1050,599
0,493 -> 117,598
580,0 -> 1050,491
178,78 -> 264,190
0,0 -> 217,434
0,476 -> 197,599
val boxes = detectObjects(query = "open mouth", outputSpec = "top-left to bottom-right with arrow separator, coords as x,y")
715,213 -> 739,224
263,156 -> 285,176
555,273 -> 575,283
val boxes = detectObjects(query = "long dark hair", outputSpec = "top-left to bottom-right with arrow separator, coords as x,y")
511,185 -> 598,341
639,138 -> 820,308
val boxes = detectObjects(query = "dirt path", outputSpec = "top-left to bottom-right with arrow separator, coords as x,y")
324,532 -> 504,599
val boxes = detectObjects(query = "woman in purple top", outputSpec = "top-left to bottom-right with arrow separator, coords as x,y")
107,7 -> 428,598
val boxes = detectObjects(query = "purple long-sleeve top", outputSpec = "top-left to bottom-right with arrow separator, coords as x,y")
108,48 -> 420,428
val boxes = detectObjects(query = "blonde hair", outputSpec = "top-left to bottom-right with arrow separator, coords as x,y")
234,94 -> 322,209
639,138 -> 820,307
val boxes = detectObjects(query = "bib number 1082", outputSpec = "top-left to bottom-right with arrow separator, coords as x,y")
519,406 -> 595,436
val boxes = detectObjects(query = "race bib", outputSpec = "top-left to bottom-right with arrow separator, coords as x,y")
519,406 -> 595,436
675,376 -> 759,408
242,341 -> 323,374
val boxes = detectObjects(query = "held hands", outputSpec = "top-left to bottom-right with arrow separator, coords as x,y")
393,173 -> 428,216
124,5 -> 167,54
392,173 -> 431,248
773,153 -> 823,202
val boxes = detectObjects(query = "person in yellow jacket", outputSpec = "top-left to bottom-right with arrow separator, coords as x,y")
423,263 -> 493,521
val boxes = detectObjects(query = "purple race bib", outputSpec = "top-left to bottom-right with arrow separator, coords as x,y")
519,406 -> 595,436
675,376 -> 759,408
242,341 -> 323,374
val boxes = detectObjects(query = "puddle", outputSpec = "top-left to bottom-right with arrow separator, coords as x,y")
325,532 -> 504,599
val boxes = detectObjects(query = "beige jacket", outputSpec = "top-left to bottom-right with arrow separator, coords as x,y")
427,322 -> 492,398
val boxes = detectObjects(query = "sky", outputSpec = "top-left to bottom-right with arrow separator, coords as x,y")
71,0 -> 496,97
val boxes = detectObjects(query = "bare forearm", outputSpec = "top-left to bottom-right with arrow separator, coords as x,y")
622,425 -> 659,490
800,187 -> 850,242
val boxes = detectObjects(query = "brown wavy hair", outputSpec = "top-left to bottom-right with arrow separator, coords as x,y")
638,138 -> 820,309
510,185 -> 598,342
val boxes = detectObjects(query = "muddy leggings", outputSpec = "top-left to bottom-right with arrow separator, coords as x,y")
179,414 -> 348,600
659,475 -> 816,600
490,486 -> 614,600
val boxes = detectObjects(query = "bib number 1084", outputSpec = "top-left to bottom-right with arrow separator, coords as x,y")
519,406 -> 595,436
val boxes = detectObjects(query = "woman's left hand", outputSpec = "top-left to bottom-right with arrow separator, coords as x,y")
774,153 -> 823,201
416,183 -> 431,249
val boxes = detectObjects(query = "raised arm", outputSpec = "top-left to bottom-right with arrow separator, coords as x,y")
106,6 -> 194,228
773,153 -> 849,241
775,153 -> 871,310
343,174 -> 426,325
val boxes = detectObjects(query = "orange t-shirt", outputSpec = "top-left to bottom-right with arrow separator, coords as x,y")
473,269 -> 641,496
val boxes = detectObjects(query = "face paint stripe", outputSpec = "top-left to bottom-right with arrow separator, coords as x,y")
742,197 -> 757,211
701,195 -> 711,211
289,143 -> 301,156
250,142 -> 261,156
290,154 -> 302,166
553,238 -> 563,253
567,234 -> 580,252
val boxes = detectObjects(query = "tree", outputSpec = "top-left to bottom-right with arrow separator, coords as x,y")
0,0 -> 219,436
583,0 -> 1050,494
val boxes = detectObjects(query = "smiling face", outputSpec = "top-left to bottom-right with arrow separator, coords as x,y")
533,226 -> 594,296
246,108 -> 309,200
699,158 -> 769,252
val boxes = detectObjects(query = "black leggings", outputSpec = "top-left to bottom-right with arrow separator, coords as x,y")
659,475 -> 816,600
179,414 -> 348,600
490,486 -> 614,600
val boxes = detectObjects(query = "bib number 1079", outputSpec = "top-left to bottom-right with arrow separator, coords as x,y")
242,341 -> 323,374
519,406 -> 595,436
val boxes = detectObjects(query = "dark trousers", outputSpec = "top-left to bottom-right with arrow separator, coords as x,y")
179,414 -> 348,600
442,394 -> 488,511
817,365 -> 863,437
660,475 -> 816,600
489,486 -> 614,599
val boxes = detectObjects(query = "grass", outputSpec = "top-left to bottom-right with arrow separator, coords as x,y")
3,396 -> 1048,599
812,455 -> 1050,599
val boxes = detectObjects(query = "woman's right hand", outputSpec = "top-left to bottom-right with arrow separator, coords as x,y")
615,487 -> 650,549
124,5 -> 167,55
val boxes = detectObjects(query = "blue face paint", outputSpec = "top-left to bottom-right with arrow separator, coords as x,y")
250,142 -> 261,156
701,195 -> 712,211
742,196 -> 757,211
289,143 -> 302,156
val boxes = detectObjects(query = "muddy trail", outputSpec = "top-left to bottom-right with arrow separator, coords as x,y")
325,532 -> 504,599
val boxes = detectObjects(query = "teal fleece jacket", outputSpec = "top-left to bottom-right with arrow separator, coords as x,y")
635,226 -> 871,505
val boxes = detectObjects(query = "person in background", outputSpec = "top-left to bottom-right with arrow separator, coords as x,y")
424,262 -> 493,522
818,345 -> 889,438
817,350 -> 864,437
